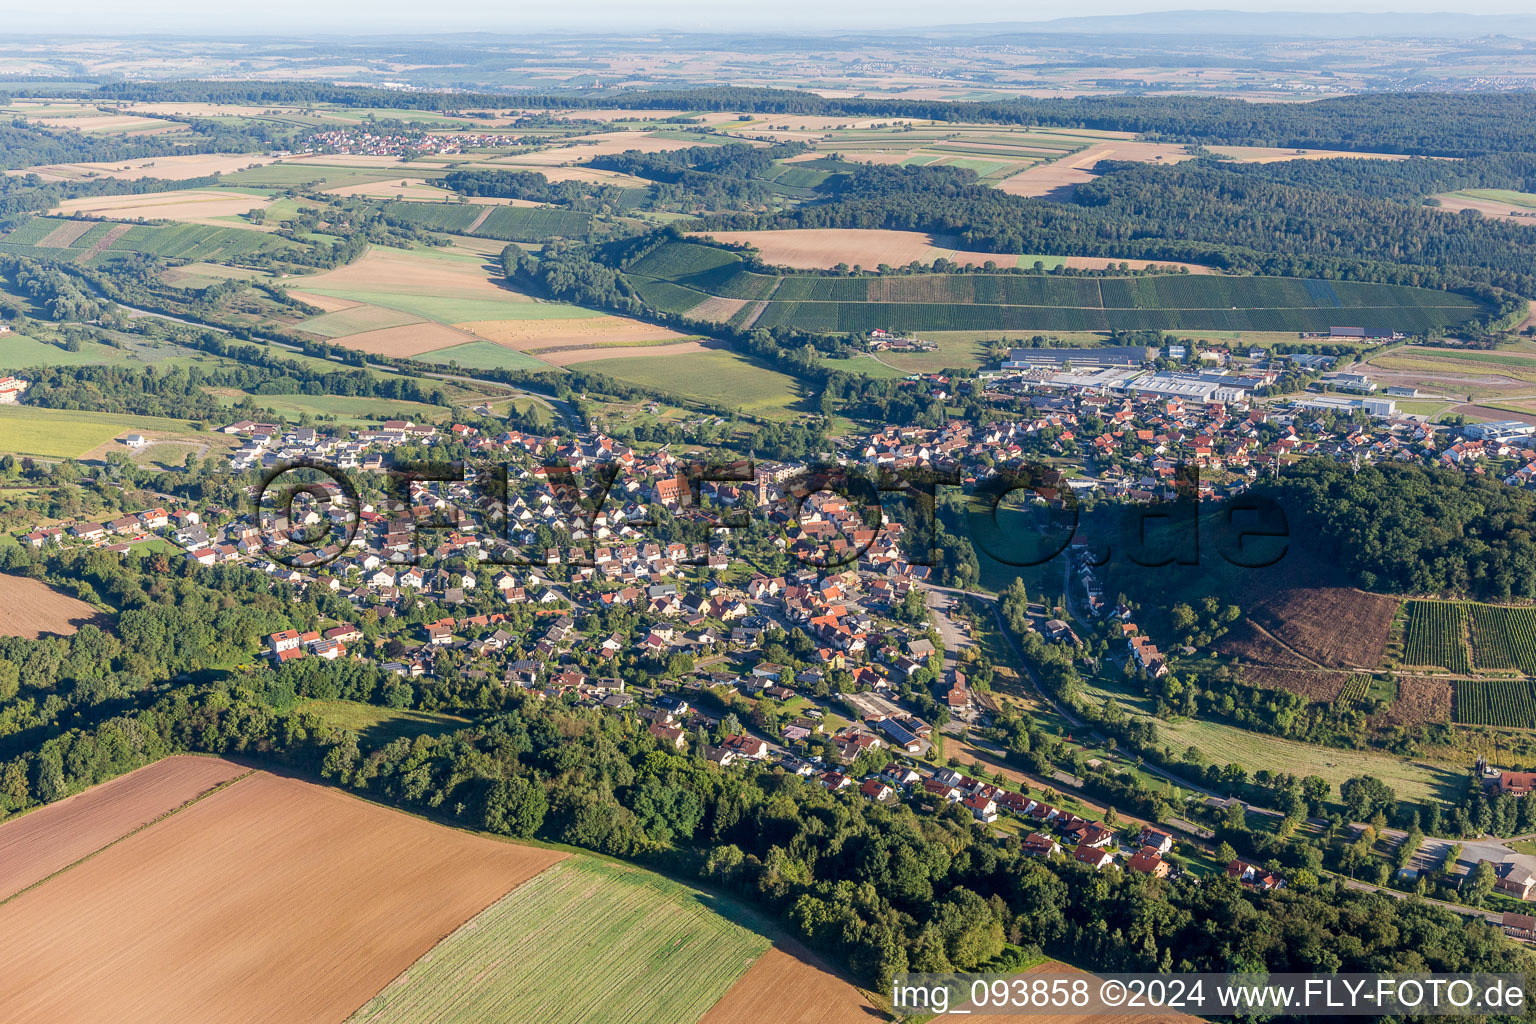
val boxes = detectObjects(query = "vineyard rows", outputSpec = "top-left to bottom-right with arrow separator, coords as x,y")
1403,600 -> 1471,673
621,242 -> 1487,334
1335,675 -> 1373,708
1469,604 -> 1536,674
1454,680 -> 1536,728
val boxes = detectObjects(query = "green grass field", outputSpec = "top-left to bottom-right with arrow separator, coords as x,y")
294,288 -> 592,325
1453,189 -> 1536,210
0,334 -> 132,370
416,341 -> 552,372
298,699 -> 468,746
295,306 -> 425,338
208,390 -> 453,425
0,404 -> 203,459
1070,654 -> 1459,803
581,349 -> 807,417
345,855 -> 770,1024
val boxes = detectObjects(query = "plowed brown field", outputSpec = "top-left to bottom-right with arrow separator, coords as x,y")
0,574 -> 104,639
699,945 -> 879,1024
0,755 -> 248,900
0,771 -> 566,1024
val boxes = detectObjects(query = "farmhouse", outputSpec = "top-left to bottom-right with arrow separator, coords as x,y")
1494,771 -> 1536,797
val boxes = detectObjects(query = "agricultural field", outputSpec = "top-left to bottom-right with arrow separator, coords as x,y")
0,216 -> 292,264
580,348 -> 808,417
1430,189 -> 1536,225
205,389 -> 455,426
0,333 -> 134,370
416,340 -> 552,371
52,189 -> 272,224
1468,604 -> 1536,674
1454,680 -> 1536,729
348,855 -> 771,1024
0,770 -> 566,1024
1403,600 -> 1472,673
12,153 -> 279,182
697,947 -> 880,1024
1366,345 -> 1536,385
697,228 -> 1211,274
0,405 -> 207,460
1151,714 -> 1462,804
0,756 -> 248,900
382,201 -> 599,241
623,242 -> 1489,335
0,573 -> 105,640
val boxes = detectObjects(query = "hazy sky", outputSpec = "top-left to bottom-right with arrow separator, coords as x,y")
6,1 -> 1536,34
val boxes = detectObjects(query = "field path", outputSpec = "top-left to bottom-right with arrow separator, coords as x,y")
464,206 -> 494,234
1244,620 -> 1324,669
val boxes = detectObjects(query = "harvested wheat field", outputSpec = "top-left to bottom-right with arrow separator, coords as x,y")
511,131 -> 759,165
284,290 -> 361,313
698,229 -> 1212,274
481,161 -> 653,188
330,322 -> 474,358
698,945 -> 878,1024
53,189 -> 271,222
323,178 -> 456,201
1207,145 -> 1414,163
700,229 -> 1015,269
997,142 -> 1195,198
0,574 -> 104,639
293,246 -> 530,300
0,756 -> 248,901
1431,192 -> 1536,225
10,153 -> 278,182
457,315 -> 691,351
0,771 -> 566,1024
541,339 -> 715,365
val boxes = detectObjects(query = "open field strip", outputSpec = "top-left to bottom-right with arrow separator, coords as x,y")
0,771 -> 566,1024
698,228 -> 1212,273
0,757 -> 249,902
52,189 -> 271,222
580,349 -> 807,415
0,405 -> 206,459
8,153 -> 280,182
416,341 -> 553,371
0,333 -> 132,369
348,855 -> 771,1024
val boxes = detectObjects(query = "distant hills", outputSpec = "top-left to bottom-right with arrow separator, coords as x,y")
926,10 -> 1536,39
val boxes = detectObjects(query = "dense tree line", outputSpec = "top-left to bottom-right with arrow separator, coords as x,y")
1261,461 -> 1536,601
701,158 -> 1536,304
435,169 -> 625,212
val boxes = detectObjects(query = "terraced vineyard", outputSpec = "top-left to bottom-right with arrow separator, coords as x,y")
1403,600 -> 1471,673
621,240 -> 1492,333
1454,680 -> 1536,728
1468,603 -> 1536,674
